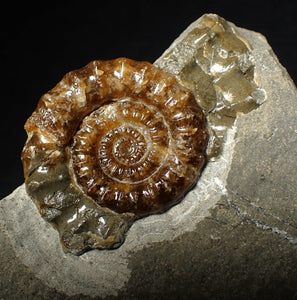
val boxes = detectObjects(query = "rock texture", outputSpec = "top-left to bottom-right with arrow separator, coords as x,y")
0,14 -> 297,299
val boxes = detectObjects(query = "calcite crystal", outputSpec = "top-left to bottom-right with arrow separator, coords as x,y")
22,58 -> 208,254
155,14 -> 265,157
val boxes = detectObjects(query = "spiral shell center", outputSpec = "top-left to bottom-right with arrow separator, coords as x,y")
72,99 -> 171,187
112,128 -> 146,165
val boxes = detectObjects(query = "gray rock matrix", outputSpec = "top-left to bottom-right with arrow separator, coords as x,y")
0,14 -> 296,299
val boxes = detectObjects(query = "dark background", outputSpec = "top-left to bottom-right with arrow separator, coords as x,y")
1,0 -> 296,198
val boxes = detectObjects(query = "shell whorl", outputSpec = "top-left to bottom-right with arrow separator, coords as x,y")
22,58 -> 208,217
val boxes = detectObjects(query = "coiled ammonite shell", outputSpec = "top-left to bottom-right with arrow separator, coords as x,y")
22,58 -> 208,254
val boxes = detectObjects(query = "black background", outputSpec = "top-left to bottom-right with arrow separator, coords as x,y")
1,0 -> 296,198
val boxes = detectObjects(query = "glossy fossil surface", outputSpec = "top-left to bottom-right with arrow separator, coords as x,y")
22,58 -> 208,254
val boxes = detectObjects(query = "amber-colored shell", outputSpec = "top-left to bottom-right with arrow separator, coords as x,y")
22,58 -> 208,217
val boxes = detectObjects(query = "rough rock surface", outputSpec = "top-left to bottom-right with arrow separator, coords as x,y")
1,14 -> 297,299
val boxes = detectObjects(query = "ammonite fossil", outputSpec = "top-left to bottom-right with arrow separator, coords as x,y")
22,58 -> 208,254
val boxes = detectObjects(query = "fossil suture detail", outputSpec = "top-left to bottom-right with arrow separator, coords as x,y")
22,58 -> 208,255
